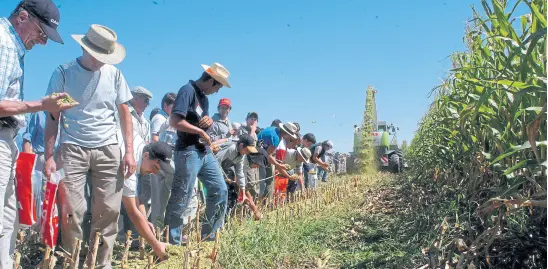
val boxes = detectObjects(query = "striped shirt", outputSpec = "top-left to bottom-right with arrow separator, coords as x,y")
0,17 -> 27,129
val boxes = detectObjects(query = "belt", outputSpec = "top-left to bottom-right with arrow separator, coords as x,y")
177,144 -> 211,154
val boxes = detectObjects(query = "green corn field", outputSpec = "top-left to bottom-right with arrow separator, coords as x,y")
406,0 -> 546,267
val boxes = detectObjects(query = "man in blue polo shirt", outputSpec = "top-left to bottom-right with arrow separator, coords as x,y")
164,62 -> 231,244
257,122 -> 298,200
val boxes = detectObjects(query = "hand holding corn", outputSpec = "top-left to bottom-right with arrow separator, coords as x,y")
42,92 -> 79,113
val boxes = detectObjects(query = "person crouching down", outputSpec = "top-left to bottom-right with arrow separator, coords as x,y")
121,134 -> 174,260
215,134 -> 262,221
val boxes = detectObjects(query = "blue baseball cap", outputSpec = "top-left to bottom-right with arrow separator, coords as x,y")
21,0 -> 63,44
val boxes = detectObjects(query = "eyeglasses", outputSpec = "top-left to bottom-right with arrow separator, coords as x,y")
212,78 -> 222,87
136,94 -> 150,104
27,11 -> 47,40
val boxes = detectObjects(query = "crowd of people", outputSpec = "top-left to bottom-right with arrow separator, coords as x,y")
0,1 -> 349,268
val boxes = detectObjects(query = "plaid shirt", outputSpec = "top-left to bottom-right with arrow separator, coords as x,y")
0,17 -> 27,129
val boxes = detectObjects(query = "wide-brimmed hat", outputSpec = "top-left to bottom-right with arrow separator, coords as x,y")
278,122 -> 298,140
297,147 -> 311,163
201,62 -> 231,88
72,24 -> 126,65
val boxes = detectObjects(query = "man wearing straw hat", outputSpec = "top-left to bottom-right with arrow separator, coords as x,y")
0,1 -> 74,267
44,24 -> 136,268
164,62 -> 231,244
256,121 -> 299,200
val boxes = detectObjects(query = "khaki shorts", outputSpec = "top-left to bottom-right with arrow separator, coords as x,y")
245,167 -> 260,198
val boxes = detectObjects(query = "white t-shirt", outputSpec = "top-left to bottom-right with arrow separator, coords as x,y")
46,59 -> 133,148
119,131 -> 146,198
158,116 -> 177,147
283,149 -> 303,174
150,113 -> 167,137
129,104 -> 150,143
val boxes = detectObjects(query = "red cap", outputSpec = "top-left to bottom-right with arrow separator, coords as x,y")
218,98 -> 231,107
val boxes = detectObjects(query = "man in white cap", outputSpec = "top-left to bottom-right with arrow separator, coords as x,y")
165,62 -> 231,244
119,85 -> 153,243
0,1 -> 75,267
130,86 -> 152,213
129,86 -> 152,142
44,24 -> 136,268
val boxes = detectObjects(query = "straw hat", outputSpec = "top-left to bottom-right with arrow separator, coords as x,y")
278,122 -> 298,140
201,62 -> 231,88
297,147 -> 311,163
72,24 -> 126,65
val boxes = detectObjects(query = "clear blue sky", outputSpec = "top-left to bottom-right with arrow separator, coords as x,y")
2,0 -> 479,153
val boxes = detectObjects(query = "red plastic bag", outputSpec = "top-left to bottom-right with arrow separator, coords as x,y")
15,152 -> 37,227
41,169 -> 64,248
273,175 -> 288,205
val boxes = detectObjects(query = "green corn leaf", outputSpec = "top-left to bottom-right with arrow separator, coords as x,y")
498,178 -> 528,197
514,86 -> 546,96
527,1 -> 547,28
525,107 -> 544,112
491,127 -> 501,139
503,160 -> 528,175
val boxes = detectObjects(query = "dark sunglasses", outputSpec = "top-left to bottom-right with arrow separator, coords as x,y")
212,79 -> 222,87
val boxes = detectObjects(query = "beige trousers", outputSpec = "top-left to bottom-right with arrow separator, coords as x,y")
58,143 -> 123,269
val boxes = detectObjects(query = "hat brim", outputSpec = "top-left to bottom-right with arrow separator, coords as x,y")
41,22 -> 63,44
201,64 -> 231,88
278,123 -> 298,140
72,34 -> 126,65
159,160 -> 175,175
131,91 -> 153,99
297,148 -> 310,163
246,146 -> 258,154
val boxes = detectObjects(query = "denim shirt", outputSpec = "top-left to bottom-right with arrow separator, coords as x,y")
22,111 -> 45,153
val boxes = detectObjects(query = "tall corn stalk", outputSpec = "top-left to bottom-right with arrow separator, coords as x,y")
358,86 -> 378,174
407,0 -> 546,267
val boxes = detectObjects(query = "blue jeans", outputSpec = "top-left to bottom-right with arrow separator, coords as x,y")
164,147 -> 227,244
318,168 -> 329,182
303,163 -> 318,189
